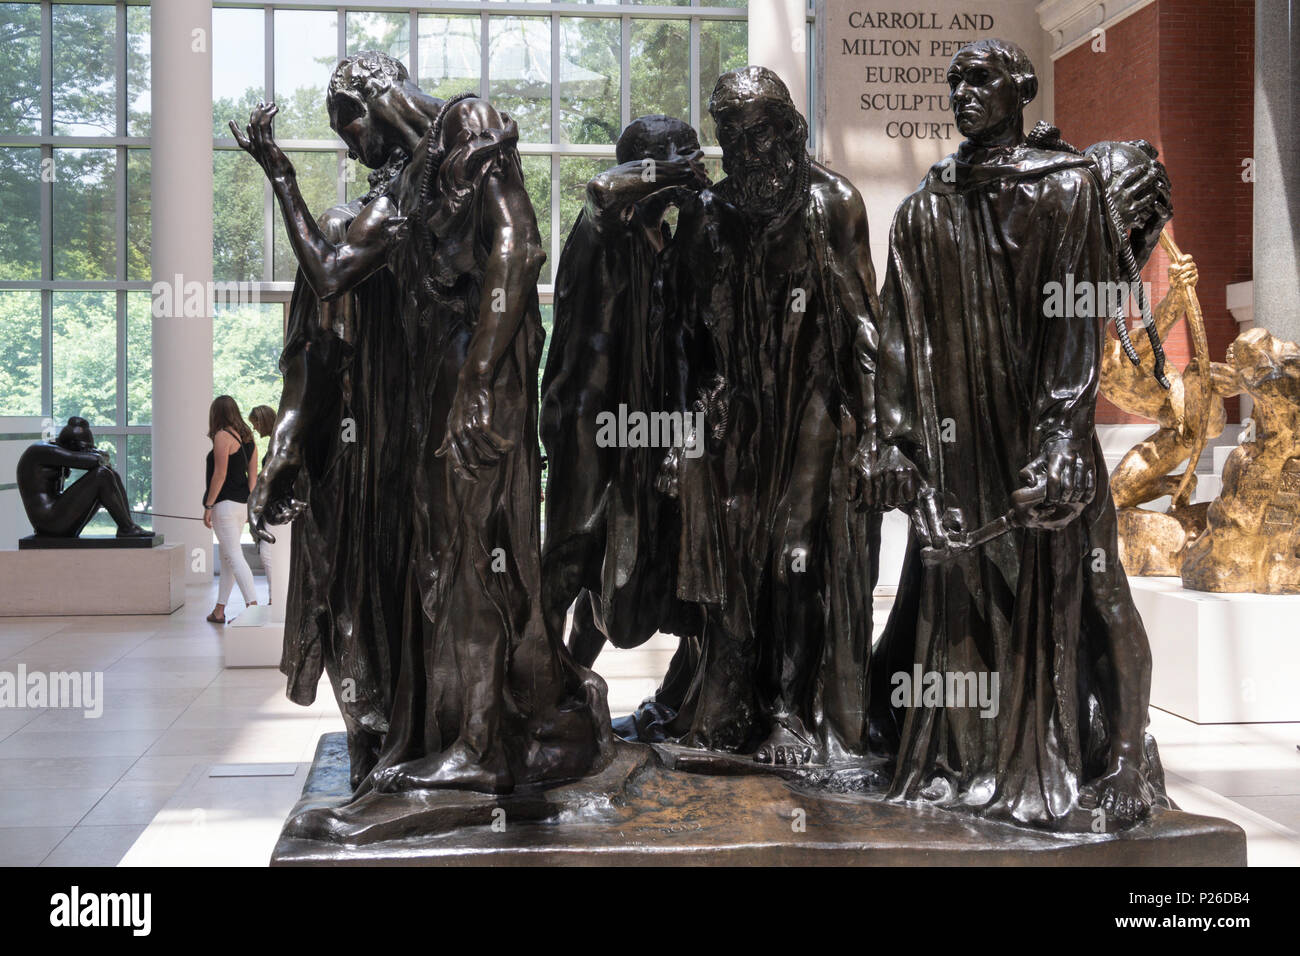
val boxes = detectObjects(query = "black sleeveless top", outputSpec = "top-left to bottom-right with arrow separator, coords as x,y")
205,429 -> 255,506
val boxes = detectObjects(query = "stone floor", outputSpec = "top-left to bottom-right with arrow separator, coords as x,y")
0,583 -> 1297,866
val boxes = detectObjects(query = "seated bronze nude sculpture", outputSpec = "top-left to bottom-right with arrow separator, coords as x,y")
17,417 -> 151,540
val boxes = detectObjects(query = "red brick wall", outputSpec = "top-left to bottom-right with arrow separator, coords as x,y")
1053,0 -> 1254,423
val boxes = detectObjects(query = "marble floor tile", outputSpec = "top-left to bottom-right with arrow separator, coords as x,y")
144,723 -> 323,763
23,706 -> 186,733
0,729 -> 164,760
40,825 -> 147,867
1232,794 -> 1300,832
81,782 -> 186,827
0,630 -> 62,658
0,826 -> 71,865
0,755 -> 135,790
0,787 -> 107,827
119,765 -> 308,868
117,755 -> 228,787
0,709 -> 43,740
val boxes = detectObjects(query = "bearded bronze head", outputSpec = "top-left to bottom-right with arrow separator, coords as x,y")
708,66 -> 809,218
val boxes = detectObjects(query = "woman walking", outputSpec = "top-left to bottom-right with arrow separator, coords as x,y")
248,404 -> 277,603
203,395 -> 259,623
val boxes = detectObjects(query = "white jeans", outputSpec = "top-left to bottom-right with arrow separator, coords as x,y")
258,540 -> 273,602
212,499 -> 257,606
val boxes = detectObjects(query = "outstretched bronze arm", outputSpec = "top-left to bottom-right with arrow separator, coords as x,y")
230,104 -> 397,302
828,186 -> 881,442
435,159 -> 546,480
820,183 -> 885,507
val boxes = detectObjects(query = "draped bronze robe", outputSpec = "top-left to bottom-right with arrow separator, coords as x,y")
869,144 -> 1168,829
278,110 -> 609,796
540,194 -> 703,736
664,166 -> 883,759
541,202 -> 700,647
278,203 -> 410,783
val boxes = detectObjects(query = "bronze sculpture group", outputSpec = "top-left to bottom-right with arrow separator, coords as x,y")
237,38 -> 1181,842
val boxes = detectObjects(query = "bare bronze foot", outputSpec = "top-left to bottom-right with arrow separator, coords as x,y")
1079,757 -> 1154,828
370,740 -> 514,795
918,776 -> 955,802
754,720 -> 819,767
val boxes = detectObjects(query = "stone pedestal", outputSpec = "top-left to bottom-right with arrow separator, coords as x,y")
271,733 -> 1246,866
0,543 -> 185,616
224,604 -> 283,668
1131,576 -> 1300,723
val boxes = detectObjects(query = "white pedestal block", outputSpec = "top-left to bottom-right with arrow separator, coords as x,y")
223,524 -> 290,667
1197,474 -> 1223,502
224,603 -> 283,668
1130,576 -> 1300,723
876,509 -> 909,592
267,525 -> 290,623
0,544 -> 185,616
1214,444 -> 1240,475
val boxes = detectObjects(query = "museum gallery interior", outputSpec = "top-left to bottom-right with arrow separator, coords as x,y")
0,0 -> 1296,876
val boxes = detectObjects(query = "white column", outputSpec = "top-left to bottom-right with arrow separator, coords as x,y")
1254,0 -> 1299,343
747,0 -> 809,118
151,0 -> 214,584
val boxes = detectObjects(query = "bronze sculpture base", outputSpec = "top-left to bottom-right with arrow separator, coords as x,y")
19,533 -> 164,549
271,733 -> 1246,866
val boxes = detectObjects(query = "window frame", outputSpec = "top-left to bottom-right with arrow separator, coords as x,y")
213,1 -> 761,306
0,0 -> 153,521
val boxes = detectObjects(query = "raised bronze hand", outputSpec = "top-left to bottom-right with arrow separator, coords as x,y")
687,149 -> 710,188
230,103 -> 296,182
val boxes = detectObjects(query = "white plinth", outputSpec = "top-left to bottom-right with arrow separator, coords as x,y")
222,524 -> 290,668
1214,444 -> 1240,474
1130,576 -> 1300,723
224,604 -> 283,668
265,524 -> 290,622
876,509 -> 909,591
0,544 -> 185,616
